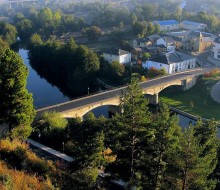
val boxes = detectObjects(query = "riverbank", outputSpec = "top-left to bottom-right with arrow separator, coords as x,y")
160,77 -> 220,120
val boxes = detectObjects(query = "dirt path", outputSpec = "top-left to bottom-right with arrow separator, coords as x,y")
210,81 -> 220,103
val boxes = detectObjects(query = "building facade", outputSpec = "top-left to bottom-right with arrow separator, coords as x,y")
103,49 -> 131,64
153,20 -> 180,31
142,51 -> 196,74
180,20 -> 207,31
213,37 -> 220,60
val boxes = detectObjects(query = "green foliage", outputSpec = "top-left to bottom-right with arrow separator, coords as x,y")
142,52 -> 151,61
0,22 -> 17,45
29,40 -> 100,96
147,22 -> 155,35
113,78 -> 152,186
30,33 -> 43,46
16,18 -> 34,40
11,125 -> 32,140
0,37 -> 9,58
42,111 -> 68,129
85,26 -> 101,41
132,21 -> 147,37
0,49 -> 35,130
71,168 -> 99,190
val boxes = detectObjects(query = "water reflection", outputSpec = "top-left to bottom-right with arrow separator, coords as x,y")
19,49 -> 69,109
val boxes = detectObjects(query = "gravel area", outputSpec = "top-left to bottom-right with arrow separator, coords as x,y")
211,81 -> 220,103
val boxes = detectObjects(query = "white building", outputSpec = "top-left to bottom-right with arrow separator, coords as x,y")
180,20 -> 207,31
153,20 -> 180,32
213,36 -> 220,60
103,49 -> 131,64
142,51 -> 196,74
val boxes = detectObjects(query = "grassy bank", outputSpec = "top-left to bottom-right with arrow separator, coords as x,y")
160,77 -> 220,120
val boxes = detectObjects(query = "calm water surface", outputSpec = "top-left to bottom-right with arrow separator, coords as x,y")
19,49 -> 219,137
19,49 -> 69,109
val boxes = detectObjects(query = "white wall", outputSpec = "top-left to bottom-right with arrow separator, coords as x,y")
143,61 -> 170,73
103,53 -> 119,63
157,38 -> 166,46
142,58 -> 196,74
103,53 -> 131,64
213,42 -> 220,60
119,53 -> 131,64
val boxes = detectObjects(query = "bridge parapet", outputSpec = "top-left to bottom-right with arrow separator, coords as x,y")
36,68 -> 211,119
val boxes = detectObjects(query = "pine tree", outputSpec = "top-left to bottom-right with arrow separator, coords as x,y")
167,127 -> 216,190
0,49 -> 35,131
194,119 -> 218,189
114,78 -> 152,187
145,104 -> 181,189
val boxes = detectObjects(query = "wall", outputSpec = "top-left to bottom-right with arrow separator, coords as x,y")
119,53 -> 131,64
213,42 -> 220,60
103,53 -> 119,63
143,61 -> 170,73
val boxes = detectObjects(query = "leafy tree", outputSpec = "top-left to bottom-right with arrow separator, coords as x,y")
108,61 -> 125,84
132,21 -> 147,37
85,26 -> 101,41
142,52 -> 151,61
30,33 -> 43,46
16,18 -> 34,40
147,22 -> 155,35
0,37 -> 9,58
41,111 -> 68,129
154,23 -> 160,34
37,7 -> 53,27
0,22 -> 17,45
0,49 -> 35,131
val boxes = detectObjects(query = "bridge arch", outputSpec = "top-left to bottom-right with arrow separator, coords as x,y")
60,98 -> 120,119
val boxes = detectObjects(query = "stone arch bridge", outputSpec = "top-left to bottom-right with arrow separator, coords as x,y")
36,68 -> 210,119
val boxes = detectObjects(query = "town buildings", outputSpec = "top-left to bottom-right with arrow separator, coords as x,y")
103,49 -> 131,64
142,51 -> 196,74
213,36 -> 220,60
152,20 -> 180,32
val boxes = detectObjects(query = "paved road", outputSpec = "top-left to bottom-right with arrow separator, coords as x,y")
37,68 -> 211,115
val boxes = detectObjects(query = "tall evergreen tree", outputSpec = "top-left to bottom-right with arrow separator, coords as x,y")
113,78 -> 152,187
0,49 -> 35,130
144,104 -> 181,189
167,127 -> 217,190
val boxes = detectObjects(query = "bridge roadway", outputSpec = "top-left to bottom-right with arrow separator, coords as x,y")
36,68 -> 211,117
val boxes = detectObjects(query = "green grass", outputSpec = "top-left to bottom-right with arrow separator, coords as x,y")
160,77 -> 220,120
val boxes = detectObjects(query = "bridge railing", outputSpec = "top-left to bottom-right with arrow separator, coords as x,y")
36,67 -> 209,112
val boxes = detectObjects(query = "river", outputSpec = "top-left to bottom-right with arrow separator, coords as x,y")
19,49 -> 69,109
19,49 -> 219,137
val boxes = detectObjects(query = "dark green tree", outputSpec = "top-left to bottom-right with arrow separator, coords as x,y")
85,26 -> 101,41
113,78 -> 152,187
146,104 -> 181,189
147,22 -> 155,35
0,49 -> 35,130
167,127 -> 217,190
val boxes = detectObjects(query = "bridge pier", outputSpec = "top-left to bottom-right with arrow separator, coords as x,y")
151,93 -> 159,105
182,76 -> 198,91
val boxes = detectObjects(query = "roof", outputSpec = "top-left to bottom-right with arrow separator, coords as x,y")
135,37 -> 151,44
181,20 -> 206,27
104,49 -> 130,56
214,37 -> 220,44
150,51 -> 195,65
154,20 -> 179,26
